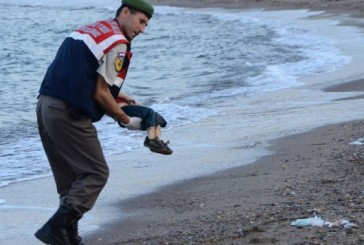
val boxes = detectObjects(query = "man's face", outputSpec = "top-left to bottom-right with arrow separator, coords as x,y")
120,8 -> 149,41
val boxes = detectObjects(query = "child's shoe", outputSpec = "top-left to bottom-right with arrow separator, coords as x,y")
144,137 -> 173,155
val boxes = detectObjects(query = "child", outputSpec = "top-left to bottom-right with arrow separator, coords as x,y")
116,92 -> 173,155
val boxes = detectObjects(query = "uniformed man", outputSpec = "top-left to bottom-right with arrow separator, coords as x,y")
35,0 -> 154,244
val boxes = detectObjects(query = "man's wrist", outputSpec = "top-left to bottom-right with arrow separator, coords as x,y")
124,116 -> 131,125
118,115 -> 130,125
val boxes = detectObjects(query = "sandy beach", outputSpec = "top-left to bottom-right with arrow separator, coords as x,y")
1,1 -> 364,244
84,1 -> 364,244
85,119 -> 364,244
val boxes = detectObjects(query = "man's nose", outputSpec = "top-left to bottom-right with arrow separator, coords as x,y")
140,24 -> 147,34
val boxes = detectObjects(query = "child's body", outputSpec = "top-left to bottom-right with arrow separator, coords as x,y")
116,93 -> 172,155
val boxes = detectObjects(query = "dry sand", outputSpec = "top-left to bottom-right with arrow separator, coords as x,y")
83,1 -> 364,244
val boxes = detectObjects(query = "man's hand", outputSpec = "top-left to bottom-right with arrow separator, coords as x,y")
118,92 -> 137,105
126,99 -> 136,105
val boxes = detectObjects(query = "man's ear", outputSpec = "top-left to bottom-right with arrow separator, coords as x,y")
121,6 -> 130,18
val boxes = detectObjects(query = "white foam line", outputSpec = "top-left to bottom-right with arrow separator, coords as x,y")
0,205 -> 54,211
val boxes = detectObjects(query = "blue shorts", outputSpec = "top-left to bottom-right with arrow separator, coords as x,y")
120,105 -> 167,131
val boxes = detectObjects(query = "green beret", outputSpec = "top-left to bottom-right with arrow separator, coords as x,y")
122,0 -> 154,19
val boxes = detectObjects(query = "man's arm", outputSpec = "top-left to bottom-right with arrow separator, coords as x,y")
93,74 -> 130,124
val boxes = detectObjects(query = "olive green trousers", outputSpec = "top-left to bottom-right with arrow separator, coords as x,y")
36,95 -> 109,214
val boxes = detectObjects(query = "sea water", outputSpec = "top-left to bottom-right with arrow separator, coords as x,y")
0,0 -> 355,187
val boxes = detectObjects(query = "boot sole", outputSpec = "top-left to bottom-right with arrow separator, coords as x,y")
35,227 -> 51,244
35,223 -> 75,245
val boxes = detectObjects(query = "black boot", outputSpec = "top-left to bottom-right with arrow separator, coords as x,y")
35,205 -> 84,245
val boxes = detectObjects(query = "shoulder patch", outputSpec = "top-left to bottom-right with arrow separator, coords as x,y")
114,52 -> 125,72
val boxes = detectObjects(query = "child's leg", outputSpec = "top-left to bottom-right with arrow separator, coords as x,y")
146,126 -> 161,139
155,125 -> 161,138
147,127 -> 157,139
